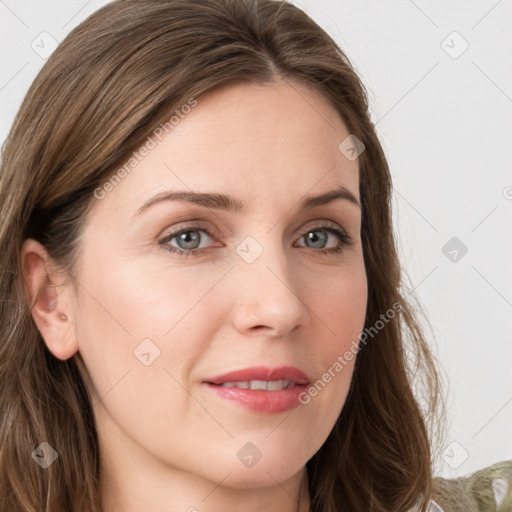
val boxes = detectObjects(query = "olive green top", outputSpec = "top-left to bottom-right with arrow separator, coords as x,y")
409,461 -> 512,512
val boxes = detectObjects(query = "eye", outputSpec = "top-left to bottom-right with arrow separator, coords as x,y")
295,222 -> 353,255
159,222 -> 217,258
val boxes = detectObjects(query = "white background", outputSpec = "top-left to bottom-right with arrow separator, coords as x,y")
1,0 -> 511,479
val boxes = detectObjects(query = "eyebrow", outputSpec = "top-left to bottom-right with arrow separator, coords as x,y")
133,185 -> 360,218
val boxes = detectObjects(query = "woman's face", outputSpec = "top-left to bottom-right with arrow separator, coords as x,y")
68,79 -> 367,492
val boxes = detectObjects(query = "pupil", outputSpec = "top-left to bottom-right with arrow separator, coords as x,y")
179,231 -> 199,249
307,230 -> 327,248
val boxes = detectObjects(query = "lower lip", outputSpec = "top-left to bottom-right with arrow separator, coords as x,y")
202,383 -> 309,414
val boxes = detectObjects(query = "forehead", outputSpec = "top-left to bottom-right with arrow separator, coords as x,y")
90,79 -> 360,220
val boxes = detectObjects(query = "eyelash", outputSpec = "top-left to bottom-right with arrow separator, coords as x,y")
158,221 -> 354,258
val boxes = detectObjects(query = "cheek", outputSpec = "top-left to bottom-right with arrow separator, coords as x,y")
310,258 -> 368,348
102,255 -> 230,337
302,259 -> 367,406
72,253 -> 227,403
73,264 -> 201,450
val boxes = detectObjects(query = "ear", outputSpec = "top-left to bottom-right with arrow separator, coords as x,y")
21,238 -> 79,361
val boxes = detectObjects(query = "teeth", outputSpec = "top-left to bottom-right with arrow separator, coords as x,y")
250,380 -> 269,390
221,381 -> 250,389
219,380 -> 294,390
266,380 -> 284,391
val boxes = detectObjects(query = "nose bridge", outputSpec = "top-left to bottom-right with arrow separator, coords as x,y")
231,232 -> 310,335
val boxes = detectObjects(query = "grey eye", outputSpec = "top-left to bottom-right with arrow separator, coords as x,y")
176,231 -> 201,250
303,230 -> 329,249
166,229 -> 212,251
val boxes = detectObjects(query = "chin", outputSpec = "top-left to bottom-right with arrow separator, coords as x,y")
208,457 -> 304,489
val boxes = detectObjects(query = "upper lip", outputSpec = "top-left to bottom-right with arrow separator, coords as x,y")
203,366 -> 310,385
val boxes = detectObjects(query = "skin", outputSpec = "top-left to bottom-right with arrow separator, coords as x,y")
22,78 -> 367,512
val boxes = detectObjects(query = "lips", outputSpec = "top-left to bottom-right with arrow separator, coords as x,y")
203,365 -> 310,386
202,366 -> 311,414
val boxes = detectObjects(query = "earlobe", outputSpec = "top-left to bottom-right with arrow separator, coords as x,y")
21,238 -> 78,361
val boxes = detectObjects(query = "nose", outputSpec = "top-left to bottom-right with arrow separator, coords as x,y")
230,242 -> 311,338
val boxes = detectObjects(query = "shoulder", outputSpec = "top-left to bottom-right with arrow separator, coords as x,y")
422,460 -> 512,512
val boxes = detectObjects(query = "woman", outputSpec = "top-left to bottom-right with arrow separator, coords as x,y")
0,0 -> 509,511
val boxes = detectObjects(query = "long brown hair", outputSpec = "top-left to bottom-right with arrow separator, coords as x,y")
0,1 -> 446,510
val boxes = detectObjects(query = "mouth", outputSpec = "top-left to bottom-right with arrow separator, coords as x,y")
201,366 -> 311,414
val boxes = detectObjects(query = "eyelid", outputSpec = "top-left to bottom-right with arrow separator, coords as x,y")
159,218 -> 350,241
159,219 -> 223,242
299,218 -> 349,235
294,220 -> 354,248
